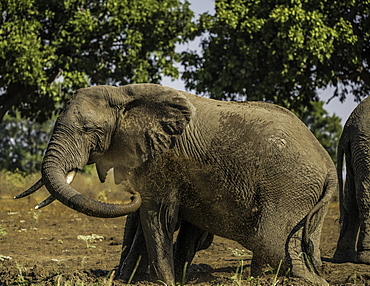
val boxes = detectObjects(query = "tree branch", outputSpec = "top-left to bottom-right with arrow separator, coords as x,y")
336,66 -> 370,86
359,68 -> 370,86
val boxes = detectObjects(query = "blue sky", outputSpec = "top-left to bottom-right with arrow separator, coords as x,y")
161,0 -> 358,124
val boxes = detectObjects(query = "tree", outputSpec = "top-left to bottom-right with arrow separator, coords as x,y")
0,0 -> 195,123
299,101 -> 342,163
182,0 -> 369,114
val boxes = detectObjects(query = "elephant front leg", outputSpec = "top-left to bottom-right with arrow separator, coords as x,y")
116,211 -> 149,282
140,200 -> 179,285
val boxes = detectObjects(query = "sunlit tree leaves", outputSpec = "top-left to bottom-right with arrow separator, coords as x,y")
0,0 -> 195,123
182,0 -> 370,114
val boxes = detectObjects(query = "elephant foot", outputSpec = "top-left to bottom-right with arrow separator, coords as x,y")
332,249 -> 357,263
356,251 -> 370,264
250,253 -> 265,277
311,253 -> 322,269
291,261 -> 328,286
302,272 -> 329,286
115,267 -> 150,283
115,255 -> 150,282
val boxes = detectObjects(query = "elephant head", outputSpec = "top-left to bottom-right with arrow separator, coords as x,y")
21,84 -> 195,218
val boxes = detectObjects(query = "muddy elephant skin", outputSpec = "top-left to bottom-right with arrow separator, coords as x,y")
24,84 -> 336,285
334,96 -> 370,265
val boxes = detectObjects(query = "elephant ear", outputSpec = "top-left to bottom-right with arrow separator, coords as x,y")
109,84 -> 195,173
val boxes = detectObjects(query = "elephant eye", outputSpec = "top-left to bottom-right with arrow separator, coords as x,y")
82,125 -> 95,133
82,125 -> 104,134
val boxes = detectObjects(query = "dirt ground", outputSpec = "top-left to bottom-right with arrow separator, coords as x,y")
1,173 -> 370,285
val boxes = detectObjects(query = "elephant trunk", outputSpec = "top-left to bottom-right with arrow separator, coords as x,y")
41,138 -> 141,218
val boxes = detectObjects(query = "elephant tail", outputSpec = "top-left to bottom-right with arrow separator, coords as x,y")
302,168 -> 338,272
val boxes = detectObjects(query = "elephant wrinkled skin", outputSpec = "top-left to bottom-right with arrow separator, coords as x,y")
333,96 -> 370,264
22,84 -> 336,285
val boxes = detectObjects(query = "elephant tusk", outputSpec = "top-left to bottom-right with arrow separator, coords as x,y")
35,195 -> 56,210
66,170 -> 76,184
15,171 -> 76,200
33,170 -> 77,209
14,178 -> 44,199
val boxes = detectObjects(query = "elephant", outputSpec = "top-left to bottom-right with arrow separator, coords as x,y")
333,96 -> 370,264
19,84 -> 336,285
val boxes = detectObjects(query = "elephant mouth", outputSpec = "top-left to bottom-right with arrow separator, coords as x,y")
93,155 -> 131,185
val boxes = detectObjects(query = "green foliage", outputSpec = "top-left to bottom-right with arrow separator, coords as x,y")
0,227 -> 7,236
182,0 -> 370,112
0,0 -> 195,123
0,114 -> 53,172
298,101 -> 342,163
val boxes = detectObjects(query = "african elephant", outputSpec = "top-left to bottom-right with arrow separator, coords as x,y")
20,84 -> 336,285
333,96 -> 370,264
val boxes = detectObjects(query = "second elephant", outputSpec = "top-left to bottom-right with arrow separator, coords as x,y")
333,96 -> 370,264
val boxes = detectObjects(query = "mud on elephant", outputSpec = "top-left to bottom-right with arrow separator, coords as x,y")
18,84 -> 336,285
333,96 -> 370,265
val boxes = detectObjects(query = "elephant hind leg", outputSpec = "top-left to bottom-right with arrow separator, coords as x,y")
355,181 -> 370,264
250,251 -> 266,277
309,220 -> 323,269
356,220 -> 370,264
287,221 -> 328,285
333,173 -> 359,263
248,231 -> 286,278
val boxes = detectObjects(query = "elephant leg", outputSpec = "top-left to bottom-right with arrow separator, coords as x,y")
116,211 -> 149,281
248,219 -> 286,278
117,213 -> 212,283
309,216 -> 324,269
173,220 -> 214,282
356,180 -> 370,264
140,200 -> 179,284
357,218 -> 370,264
249,228 -> 285,277
250,251 -> 265,277
250,242 -> 286,278
333,173 -> 359,263
287,225 -> 328,286
303,202 -> 328,270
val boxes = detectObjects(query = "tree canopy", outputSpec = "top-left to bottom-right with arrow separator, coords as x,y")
0,0 -> 352,170
0,0 -> 195,123
182,0 -> 369,114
